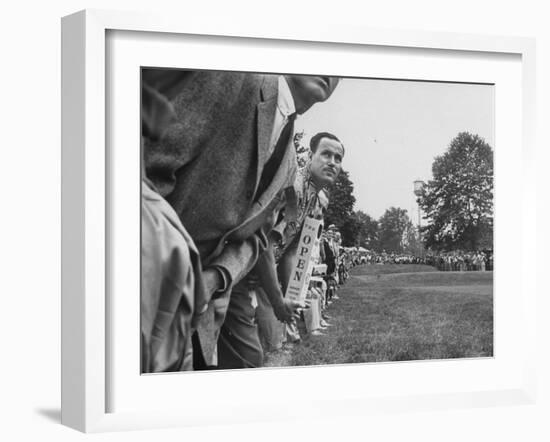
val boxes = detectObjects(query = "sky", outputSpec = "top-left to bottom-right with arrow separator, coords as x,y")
296,78 -> 494,222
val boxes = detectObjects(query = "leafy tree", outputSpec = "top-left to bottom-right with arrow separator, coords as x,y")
418,132 -> 493,251
339,215 -> 360,248
293,131 -> 309,168
353,210 -> 379,250
402,220 -> 423,255
378,207 -> 410,253
324,170 -> 356,245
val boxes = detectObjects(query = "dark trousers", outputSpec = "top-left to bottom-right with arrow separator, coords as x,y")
217,281 -> 263,369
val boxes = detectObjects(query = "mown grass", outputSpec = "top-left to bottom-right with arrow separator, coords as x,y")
286,264 -> 493,367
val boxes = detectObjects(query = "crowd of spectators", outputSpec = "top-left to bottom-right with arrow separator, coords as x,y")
139,68 -> 493,374
335,249 -> 494,271
140,68 -> 348,372
425,250 -> 493,271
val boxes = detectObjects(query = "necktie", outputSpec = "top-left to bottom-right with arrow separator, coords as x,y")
255,113 -> 296,199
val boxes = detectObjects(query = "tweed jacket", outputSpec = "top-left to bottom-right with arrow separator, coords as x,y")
145,71 -> 298,364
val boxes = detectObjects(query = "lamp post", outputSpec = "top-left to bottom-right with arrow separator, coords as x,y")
413,180 -> 425,257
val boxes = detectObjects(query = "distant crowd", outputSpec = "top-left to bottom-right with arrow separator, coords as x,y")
336,249 -> 493,271
425,250 -> 493,271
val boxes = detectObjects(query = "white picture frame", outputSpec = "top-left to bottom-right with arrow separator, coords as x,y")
61,9 -> 537,433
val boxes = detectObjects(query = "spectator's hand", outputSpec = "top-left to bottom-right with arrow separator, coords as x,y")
309,286 -> 323,300
246,273 -> 261,289
202,268 -> 223,299
273,298 -> 303,324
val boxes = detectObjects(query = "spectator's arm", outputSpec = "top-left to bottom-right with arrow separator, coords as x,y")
254,244 -> 302,324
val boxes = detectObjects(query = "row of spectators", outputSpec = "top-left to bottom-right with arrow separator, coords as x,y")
425,251 -> 493,271
257,225 -> 354,355
333,249 -> 494,271
140,69 -> 347,372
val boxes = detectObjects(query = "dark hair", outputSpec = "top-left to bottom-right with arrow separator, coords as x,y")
309,132 -> 345,155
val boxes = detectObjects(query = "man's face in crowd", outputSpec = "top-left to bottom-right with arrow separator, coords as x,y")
309,137 -> 344,187
284,75 -> 340,114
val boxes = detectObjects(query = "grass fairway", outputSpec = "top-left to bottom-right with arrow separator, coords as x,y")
271,264 -> 493,367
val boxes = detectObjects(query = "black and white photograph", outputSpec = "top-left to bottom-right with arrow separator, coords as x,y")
140,68 -> 494,374
4,0 -> 548,438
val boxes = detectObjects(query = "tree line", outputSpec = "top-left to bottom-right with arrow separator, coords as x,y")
298,131 -> 494,253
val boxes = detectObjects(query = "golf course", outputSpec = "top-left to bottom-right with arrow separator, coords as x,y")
265,264 -> 493,367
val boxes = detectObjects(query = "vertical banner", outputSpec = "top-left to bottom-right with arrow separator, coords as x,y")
285,217 -> 323,303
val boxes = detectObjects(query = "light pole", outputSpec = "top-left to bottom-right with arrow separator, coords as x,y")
413,180 -> 425,257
